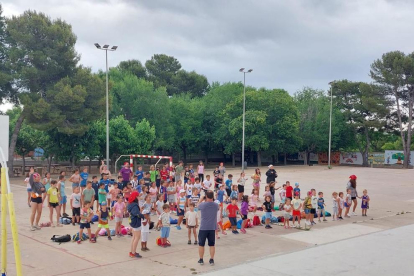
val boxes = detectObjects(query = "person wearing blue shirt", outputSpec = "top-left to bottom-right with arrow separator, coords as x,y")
216,185 -> 226,204
293,183 -> 301,199
135,166 -> 144,181
225,174 -> 233,197
80,167 -> 89,192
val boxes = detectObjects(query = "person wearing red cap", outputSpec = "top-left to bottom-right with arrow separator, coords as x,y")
127,191 -> 145,258
346,175 -> 359,216
28,167 -> 46,231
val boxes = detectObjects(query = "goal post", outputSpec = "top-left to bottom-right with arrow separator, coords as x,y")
114,154 -> 173,174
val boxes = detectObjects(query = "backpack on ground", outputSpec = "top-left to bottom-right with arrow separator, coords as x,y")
72,232 -> 89,241
59,217 -> 71,225
271,217 -> 278,223
252,215 -> 261,226
51,234 -> 71,244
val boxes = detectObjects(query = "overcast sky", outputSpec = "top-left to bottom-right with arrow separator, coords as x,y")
2,0 -> 414,108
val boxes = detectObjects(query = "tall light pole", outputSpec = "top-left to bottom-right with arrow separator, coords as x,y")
95,43 -> 118,170
239,68 -> 253,172
328,81 -> 334,169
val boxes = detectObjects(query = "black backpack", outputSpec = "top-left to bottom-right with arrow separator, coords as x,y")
51,234 -> 71,244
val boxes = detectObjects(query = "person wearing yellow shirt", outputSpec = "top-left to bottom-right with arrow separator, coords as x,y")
47,180 -> 63,227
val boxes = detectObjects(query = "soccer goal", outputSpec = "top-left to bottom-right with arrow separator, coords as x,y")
114,154 -> 173,173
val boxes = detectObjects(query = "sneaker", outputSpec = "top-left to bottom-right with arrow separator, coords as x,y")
90,221 -> 94,224
72,222 -> 75,226
352,212 -> 357,216
232,230 -> 239,234
77,240 -> 81,244
345,215 -> 351,218
209,259 -> 214,266
108,236 -> 112,241
176,225 -> 182,230
129,252 -> 135,258
188,240 -> 191,245
63,213 -> 69,217
30,226 -> 36,231
198,259 -> 204,265
323,219 -> 327,222
134,253 -> 142,258
265,225 -> 271,229
240,229 -> 246,234
145,247 -> 150,251
339,217 -> 343,220
34,225 -> 41,230
311,221 -> 316,225
194,241 -> 198,245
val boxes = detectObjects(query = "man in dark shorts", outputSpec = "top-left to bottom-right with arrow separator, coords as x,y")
198,190 -> 219,266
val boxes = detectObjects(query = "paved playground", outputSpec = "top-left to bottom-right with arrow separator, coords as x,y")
1,165 -> 414,276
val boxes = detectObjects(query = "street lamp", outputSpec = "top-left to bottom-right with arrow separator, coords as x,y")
239,68 -> 253,172
95,43 -> 118,170
328,81 -> 334,169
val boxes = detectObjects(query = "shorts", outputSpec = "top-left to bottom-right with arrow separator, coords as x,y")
80,183 -> 86,187
168,197 -> 176,204
151,197 -> 156,203
280,198 -> 286,204
98,223 -> 109,229
73,207 -> 80,216
271,195 -> 275,203
27,188 -> 32,192
292,210 -> 301,217
80,223 -> 91,229
60,196 -> 67,205
72,183 -> 79,189
332,207 -> 338,216
161,227 -> 170,238
304,208 -> 311,214
318,208 -> 325,214
238,185 -> 244,193
188,225 -> 196,229
253,182 -> 260,188
94,194 -> 98,200
229,217 -> 237,226
344,203 -> 350,208
186,195 -> 191,199
132,226 -> 141,232
265,212 -> 272,219
31,197 -> 43,204
106,194 -> 111,200
287,197 -> 293,201
242,214 -> 248,220
198,230 -> 215,247
49,202 -> 59,208
284,213 -> 290,219
351,197 -> 356,200
141,231 -> 149,242
310,208 -> 316,214
115,217 -> 123,223
177,208 -> 184,216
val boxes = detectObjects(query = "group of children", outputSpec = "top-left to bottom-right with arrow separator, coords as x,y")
28,164 -> 371,257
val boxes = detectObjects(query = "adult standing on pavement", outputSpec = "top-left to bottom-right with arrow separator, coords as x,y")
118,162 -> 132,190
198,190 -> 219,266
197,161 -> 205,182
175,161 -> 184,182
346,175 -> 359,216
265,165 -> 278,184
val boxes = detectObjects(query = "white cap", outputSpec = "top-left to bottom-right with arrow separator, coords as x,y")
180,189 -> 185,193
214,200 -> 220,204
268,164 -> 273,168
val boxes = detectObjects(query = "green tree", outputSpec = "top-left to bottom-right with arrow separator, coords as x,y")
22,67 -> 106,135
295,87 -> 350,165
109,69 -> 173,150
332,80 -> 389,166
145,54 -> 181,96
370,51 -> 414,168
6,10 -> 79,172
170,70 -> 209,97
134,119 -> 156,154
0,4 -> 14,103
169,95 -> 204,163
117,59 -> 147,79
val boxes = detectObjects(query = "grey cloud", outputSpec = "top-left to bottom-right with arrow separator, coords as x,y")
2,0 -> 414,95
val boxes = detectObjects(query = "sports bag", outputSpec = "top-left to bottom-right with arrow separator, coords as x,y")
252,215 -> 260,226
51,234 -> 71,244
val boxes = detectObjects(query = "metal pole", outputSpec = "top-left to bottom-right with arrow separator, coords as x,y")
106,49 -> 110,171
328,85 -> 333,168
242,72 -> 246,172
